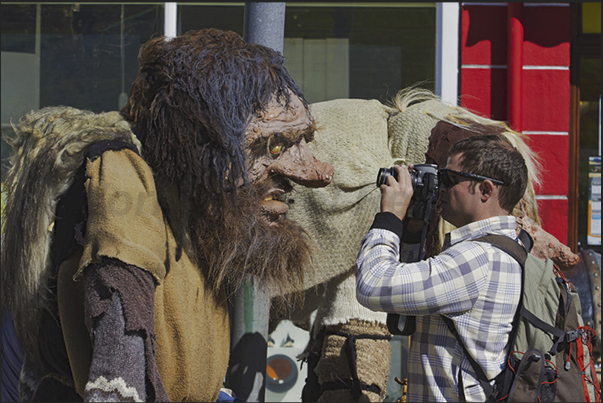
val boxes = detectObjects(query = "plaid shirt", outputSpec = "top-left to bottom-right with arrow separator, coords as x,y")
356,213 -> 521,402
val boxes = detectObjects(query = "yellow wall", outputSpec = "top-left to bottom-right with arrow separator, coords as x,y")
583,3 -> 601,34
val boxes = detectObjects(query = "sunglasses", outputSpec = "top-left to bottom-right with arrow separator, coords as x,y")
438,168 -> 506,188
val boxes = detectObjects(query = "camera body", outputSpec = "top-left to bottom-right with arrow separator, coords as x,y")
377,164 -> 439,336
376,164 -> 439,221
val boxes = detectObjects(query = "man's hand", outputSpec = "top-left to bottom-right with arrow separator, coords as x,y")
379,165 -> 414,221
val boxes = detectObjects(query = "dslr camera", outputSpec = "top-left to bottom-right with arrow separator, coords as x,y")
377,164 -> 439,337
376,164 -> 439,221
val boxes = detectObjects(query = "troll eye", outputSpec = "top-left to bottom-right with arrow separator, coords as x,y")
267,134 -> 286,157
269,143 -> 283,155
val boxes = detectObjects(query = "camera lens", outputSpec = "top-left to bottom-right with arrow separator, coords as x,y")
375,164 -> 439,221
376,167 -> 397,187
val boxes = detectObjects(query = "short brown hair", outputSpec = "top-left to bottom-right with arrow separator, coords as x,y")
448,134 -> 528,213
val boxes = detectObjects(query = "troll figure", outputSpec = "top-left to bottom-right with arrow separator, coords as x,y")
0,28 -> 333,402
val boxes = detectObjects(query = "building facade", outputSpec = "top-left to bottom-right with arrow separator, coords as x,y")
1,3 -> 600,402
2,2 -> 599,250
459,2 -> 600,251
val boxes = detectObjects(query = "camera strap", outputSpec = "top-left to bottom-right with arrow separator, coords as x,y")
385,206 -> 432,336
386,313 -> 416,335
386,182 -> 438,336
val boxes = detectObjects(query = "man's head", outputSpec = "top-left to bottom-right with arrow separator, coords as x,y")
121,28 -> 333,293
439,134 -> 528,228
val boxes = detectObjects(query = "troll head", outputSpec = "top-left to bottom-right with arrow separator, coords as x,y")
121,28 -> 334,294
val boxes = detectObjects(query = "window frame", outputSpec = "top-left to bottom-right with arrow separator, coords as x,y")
568,3 -> 601,252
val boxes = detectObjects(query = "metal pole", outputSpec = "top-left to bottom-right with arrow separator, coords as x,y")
226,4 -> 286,402
435,2 -> 460,106
243,2 -> 286,53
164,2 -> 177,38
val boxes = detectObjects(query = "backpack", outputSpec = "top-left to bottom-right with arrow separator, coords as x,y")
443,230 -> 601,402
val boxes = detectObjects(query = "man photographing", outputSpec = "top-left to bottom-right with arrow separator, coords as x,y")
356,134 -> 528,402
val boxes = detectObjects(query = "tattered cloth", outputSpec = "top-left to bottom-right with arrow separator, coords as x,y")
58,145 -> 231,402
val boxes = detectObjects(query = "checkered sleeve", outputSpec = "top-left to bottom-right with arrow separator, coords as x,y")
356,228 -> 490,316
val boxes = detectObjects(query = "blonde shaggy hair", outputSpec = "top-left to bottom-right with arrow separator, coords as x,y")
1,106 -> 141,359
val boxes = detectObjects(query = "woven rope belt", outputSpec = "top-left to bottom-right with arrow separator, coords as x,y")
320,330 -> 392,401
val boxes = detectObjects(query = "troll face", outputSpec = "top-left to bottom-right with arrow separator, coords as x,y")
246,93 -> 333,222
121,28 -> 335,292
122,29 -> 333,218
196,94 -> 334,293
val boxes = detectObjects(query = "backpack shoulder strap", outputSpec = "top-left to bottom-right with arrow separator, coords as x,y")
441,316 -> 495,401
517,228 -> 533,253
473,230 -> 530,267
441,230 -> 529,400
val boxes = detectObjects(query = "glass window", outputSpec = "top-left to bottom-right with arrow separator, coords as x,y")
1,4 -> 37,53
179,3 -> 436,104
1,3 -> 164,181
38,4 -> 163,111
2,2 -> 436,181
577,57 -> 601,249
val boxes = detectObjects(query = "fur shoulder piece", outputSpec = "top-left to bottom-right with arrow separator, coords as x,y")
0,106 -> 141,357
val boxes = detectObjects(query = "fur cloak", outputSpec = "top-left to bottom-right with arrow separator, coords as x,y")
1,106 -> 141,358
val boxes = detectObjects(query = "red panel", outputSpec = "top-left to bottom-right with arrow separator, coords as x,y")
523,5 -> 570,66
522,69 -> 570,132
461,5 -> 507,65
526,134 -> 569,196
536,198 -> 568,245
460,67 -> 507,121
524,41 -> 570,68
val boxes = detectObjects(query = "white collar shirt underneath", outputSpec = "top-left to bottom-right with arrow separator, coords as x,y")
356,215 -> 521,402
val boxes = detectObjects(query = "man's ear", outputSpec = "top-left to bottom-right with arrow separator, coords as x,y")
479,180 -> 495,202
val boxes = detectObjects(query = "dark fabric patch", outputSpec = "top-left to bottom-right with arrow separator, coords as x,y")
31,375 -> 83,402
37,160 -> 89,388
51,164 -> 88,282
1,312 -> 24,403
37,310 -> 73,381
84,260 -> 168,402
87,140 -> 139,162
87,294 -> 146,401
425,120 -> 504,168
370,212 -> 404,240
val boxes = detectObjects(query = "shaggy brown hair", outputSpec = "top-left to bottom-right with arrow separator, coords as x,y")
121,28 -> 313,295
191,177 -> 313,297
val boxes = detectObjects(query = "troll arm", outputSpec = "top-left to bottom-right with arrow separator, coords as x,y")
83,259 -> 169,402
515,215 -> 579,271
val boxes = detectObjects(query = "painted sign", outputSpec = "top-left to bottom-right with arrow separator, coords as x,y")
588,156 -> 601,245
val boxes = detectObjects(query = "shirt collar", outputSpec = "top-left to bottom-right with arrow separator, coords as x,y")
444,216 -> 517,247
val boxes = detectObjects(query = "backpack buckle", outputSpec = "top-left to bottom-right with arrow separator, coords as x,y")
565,330 -> 580,343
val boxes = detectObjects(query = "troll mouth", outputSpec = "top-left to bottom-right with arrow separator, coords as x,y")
261,188 -> 289,217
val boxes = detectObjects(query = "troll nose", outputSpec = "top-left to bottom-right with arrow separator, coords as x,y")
269,139 -> 334,188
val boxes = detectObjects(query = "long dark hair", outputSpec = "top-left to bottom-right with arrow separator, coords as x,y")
121,29 -> 308,259
122,28 -> 306,205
